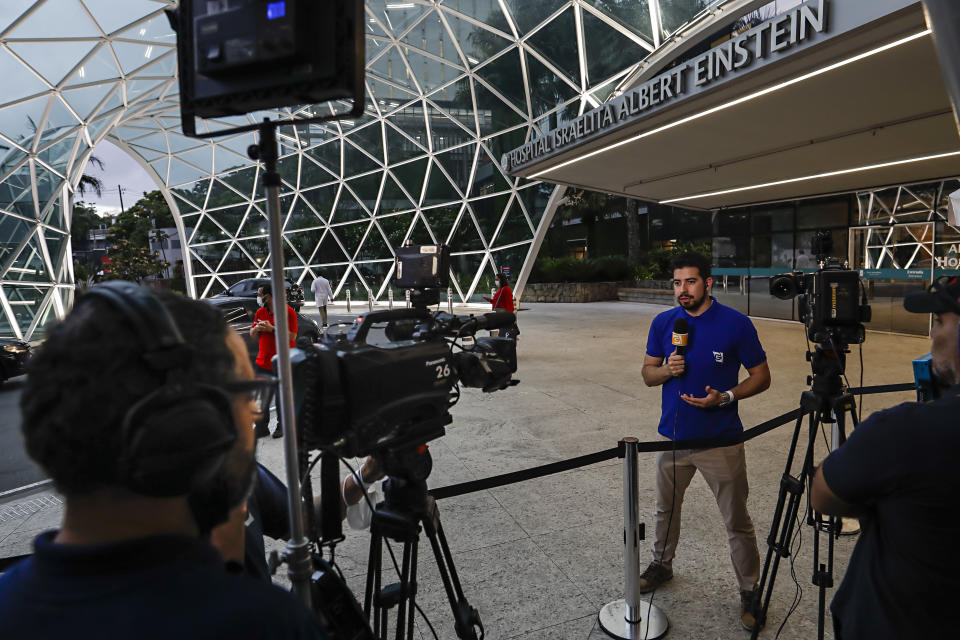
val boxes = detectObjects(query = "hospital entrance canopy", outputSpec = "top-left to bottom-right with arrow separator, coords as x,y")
502,0 -> 960,210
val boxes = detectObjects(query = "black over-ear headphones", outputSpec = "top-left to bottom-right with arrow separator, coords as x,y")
83,281 -> 237,498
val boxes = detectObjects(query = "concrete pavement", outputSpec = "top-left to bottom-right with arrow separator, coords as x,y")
0,300 -> 927,639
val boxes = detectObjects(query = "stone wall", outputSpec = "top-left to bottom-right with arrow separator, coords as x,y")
521,281 -> 630,303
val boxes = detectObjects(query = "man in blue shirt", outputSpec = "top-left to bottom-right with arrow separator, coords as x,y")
0,285 -> 326,640
639,253 -> 771,632
811,276 -> 960,639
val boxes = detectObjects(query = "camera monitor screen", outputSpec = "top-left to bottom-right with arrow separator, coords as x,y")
394,245 -> 450,289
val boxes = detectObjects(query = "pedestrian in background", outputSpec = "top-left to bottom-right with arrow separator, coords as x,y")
250,283 -> 297,439
484,272 -> 519,338
310,272 -> 334,328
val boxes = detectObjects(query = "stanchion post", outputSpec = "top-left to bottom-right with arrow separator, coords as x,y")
447,287 -> 453,313
346,289 -> 352,313
405,289 -> 411,308
599,438 -> 669,640
388,288 -> 394,309
368,290 -> 373,311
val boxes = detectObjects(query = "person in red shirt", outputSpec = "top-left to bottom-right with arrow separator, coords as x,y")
250,282 -> 297,439
483,272 -> 519,338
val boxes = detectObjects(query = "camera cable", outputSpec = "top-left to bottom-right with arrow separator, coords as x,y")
339,456 -> 442,640
773,508 -> 805,640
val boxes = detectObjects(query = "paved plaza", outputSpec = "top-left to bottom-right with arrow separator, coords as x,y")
0,301 -> 927,639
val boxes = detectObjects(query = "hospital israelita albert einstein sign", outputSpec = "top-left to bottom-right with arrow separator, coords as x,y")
501,0 -> 829,173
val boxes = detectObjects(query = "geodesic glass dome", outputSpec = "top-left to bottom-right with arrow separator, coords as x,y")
0,0 -> 723,340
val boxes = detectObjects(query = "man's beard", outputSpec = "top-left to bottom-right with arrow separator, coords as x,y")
677,292 -> 707,312
931,360 -> 958,389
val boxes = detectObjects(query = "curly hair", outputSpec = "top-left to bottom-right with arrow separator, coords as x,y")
20,290 -> 237,496
670,252 -> 712,281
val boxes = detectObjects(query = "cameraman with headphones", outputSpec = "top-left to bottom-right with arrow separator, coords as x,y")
811,277 -> 960,639
0,282 -> 326,639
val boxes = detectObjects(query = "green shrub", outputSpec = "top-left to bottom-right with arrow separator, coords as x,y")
531,256 -> 629,283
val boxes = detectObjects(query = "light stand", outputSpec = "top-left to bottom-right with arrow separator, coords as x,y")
247,119 -> 313,607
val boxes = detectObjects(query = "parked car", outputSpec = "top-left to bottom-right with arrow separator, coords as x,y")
204,297 -> 321,364
0,337 -> 31,384
213,277 -> 304,312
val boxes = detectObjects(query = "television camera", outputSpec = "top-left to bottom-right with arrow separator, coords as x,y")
289,244 -> 516,640
769,230 -> 871,348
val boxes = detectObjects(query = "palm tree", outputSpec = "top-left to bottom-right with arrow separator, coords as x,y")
76,155 -> 105,198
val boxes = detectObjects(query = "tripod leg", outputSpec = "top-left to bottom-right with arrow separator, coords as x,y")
752,410 -> 820,640
420,500 -> 483,640
365,526 -> 387,638
394,538 -> 419,640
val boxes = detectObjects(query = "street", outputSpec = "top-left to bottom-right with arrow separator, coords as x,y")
0,376 -> 47,495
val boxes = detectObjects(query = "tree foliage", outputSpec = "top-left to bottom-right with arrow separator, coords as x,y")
103,190 -> 172,282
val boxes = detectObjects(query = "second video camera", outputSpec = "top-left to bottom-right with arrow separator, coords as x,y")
769,231 -> 871,346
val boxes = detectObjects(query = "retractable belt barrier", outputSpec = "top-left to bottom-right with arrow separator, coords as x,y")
428,381 -> 916,501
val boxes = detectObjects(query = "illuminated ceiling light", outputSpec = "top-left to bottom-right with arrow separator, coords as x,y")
145,46 -> 153,59
530,29 -> 933,179
386,3 -> 415,8
659,151 -> 960,204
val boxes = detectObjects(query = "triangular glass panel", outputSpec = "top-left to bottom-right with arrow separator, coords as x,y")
470,193 -> 510,243
314,229 -> 349,264
206,204 -> 248,236
190,215 -> 231,245
37,134 -> 78,176
236,237 -> 270,267
220,166 -> 258,200
407,214 -> 435,245
448,252 -> 485,299
64,44 -> 121,86
301,155 -> 338,186
7,179 -> 37,219
111,41 -> 157,75
0,1 -> 36,29
167,132 -> 206,153
502,0 -> 568,35
443,0 -> 506,28
493,199 -> 534,246
471,147 -> 511,196
0,218 -> 32,267
424,159 -> 460,205
42,200 -> 65,230
377,213 -> 415,249
237,207 -> 268,239
445,13 -> 512,67
490,245 -> 531,282
356,224 -> 391,261
169,157 -> 207,186
178,212 -> 201,239
86,113 -> 116,145
517,183 -> 553,226
367,75 -> 417,105
401,48 -> 462,95
115,13 -> 178,44
472,79 -> 525,137
83,0 -> 164,35
334,222 -> 368,259
448,208 -> 485,252
34,164 -> 64,207
368,1 -> 432,37
337,266 -> 370,301
286,196 -> 324,231
172,179 -> 210,208
392,158 -> 429,206
8,235 -> 48,283
526,8 -> 579,85
44,228 -> 68,267
330,190 -> 368,225
213,145 -> 253,175
433,145 -> 474,196
422,205 -> 461,244
399,11 -> 465,69
384,121 -> 427,165
176,146 -> 214,174
218,241 -> 255,273
582,10 -> 652,87
424,96 -> 475,150
280,235 -> 305,268
387,106 -> 428,153
379,173 -> 416,214
0,45 -> 52,96
484,128 -> 527,166
526,52 -> 580,120
474,48 -> 527,114
130,132 -> 168,153
345,173 -> 382,212
277,154 -> 300,189
285,227 -> 324,264
95,86 -> 125,118
62,83 -> 114,120
343,138 -> 381,174
345,123 -> 385,164
10,0 -> 100,38
301,184 -> 337,221
306,140 -> 341,176
0,95 -> 51,147
206,178 -> 247,209
126,79 -> 166,104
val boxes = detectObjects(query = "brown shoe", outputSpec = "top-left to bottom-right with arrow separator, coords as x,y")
637,562 -> 673,593
740,590 -> 762,631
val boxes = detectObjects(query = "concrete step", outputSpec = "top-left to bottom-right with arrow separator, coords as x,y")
618,288 -> 674,304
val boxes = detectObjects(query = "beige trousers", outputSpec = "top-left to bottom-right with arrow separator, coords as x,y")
652,442 -> 760,592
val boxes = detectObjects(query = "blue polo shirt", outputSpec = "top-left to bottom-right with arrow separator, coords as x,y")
646,298 -> 766,441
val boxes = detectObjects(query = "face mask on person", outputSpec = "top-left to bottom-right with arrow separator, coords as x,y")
257,296 -> 264,307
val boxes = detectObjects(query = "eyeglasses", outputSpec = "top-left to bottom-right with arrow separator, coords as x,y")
221,375 -> 277,417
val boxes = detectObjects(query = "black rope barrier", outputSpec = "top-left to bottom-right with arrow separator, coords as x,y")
429,381 -> 915,500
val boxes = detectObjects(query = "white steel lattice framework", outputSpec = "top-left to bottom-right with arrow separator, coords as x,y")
0,0 -> 726,340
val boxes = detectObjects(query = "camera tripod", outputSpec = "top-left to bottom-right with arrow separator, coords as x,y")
363,446 -> 484,640
750,346 -> 859,640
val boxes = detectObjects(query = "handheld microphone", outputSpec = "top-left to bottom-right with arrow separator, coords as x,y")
672,318 -> 689,376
